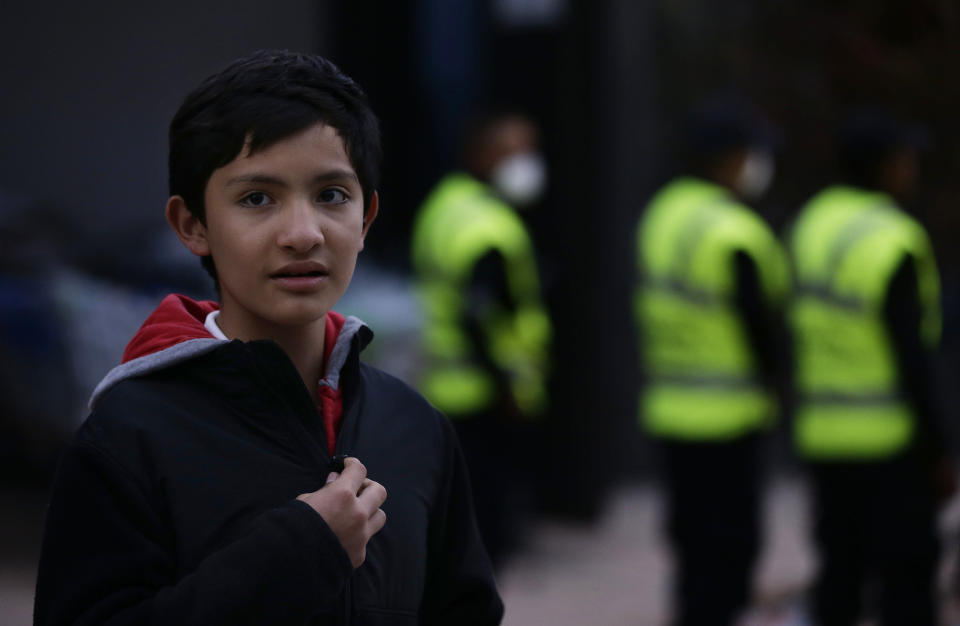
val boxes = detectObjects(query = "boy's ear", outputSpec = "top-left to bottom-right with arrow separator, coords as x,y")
359,191 -> 379,249
165,195 -> 211,257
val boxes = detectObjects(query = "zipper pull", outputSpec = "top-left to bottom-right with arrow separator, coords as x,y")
328,454 -> 349,474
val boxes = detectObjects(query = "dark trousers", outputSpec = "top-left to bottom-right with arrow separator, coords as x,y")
453,412 -> 535,570
661,433 -> 762,626
810,452 -> 939,626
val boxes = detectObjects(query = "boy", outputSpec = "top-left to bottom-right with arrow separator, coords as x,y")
33,50 -> 504,625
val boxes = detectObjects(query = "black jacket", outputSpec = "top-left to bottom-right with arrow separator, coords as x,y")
34,312 -> 503,625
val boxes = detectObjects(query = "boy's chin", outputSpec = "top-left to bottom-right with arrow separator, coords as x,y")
264,299 -> 337,328
272,306 -> 332,327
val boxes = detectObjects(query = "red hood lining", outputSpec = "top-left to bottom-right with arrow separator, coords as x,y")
111,293 -> 353,456
122,293 -> 346,374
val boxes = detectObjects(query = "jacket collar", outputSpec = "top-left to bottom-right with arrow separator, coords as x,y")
89,293 -> 371,410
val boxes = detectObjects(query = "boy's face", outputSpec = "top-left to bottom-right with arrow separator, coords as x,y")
175,122 -> 376,338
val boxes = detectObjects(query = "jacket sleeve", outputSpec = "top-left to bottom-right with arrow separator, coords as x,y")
33,439 -> 353,626
418,417 -> 505,626
883,256 -> 945,460
733,251 -> 793,417
463,250 -> 519,415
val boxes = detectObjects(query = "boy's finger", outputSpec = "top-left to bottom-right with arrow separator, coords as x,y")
337,457 -> 367,492
358,480 -> 387,511
369,508 -> 387,534
325,472 -> 339,484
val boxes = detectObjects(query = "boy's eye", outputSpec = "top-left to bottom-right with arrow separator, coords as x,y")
240,191 -> 272,207
318,188 -> 348,204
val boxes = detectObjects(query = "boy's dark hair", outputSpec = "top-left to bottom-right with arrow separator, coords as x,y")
169,49 -> 381,284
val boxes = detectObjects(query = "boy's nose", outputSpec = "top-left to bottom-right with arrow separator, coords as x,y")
277,201 -> 325,252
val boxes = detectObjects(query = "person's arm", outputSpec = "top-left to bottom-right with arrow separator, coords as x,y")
733,251 -> 791,415
419,416 -> 504,625
463,250 -> 518,417
883,256 -> 955,501
883,258 -> 944,455
33,441 -> 379,626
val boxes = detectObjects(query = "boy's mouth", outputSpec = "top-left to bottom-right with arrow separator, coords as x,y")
271,262 -> 329,279
273,271 -> 326,278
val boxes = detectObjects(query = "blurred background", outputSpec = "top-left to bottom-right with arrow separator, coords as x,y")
3,0 -> 960,624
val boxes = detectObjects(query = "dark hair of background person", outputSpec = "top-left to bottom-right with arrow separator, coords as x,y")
682,94 -> 778,180
457,108 -> 538,181
168,49 -> 382,286
836,107 -> 928,193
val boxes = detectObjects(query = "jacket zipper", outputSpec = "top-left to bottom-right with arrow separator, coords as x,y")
264,335 -> 361,625
333,417 -> 353,625
330,363 -> 359,626
343,574 -> 353,625
248,338 -> 360,624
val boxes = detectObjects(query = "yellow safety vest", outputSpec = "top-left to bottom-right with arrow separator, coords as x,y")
635,177 -> 789,440
411,173 -> 551,418
789,185 -> 941,459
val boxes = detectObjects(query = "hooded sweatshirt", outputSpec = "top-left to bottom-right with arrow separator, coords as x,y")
34,294 -> 503,626
109,294 -> 350,455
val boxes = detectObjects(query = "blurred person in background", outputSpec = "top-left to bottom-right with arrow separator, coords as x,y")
0,190 -> 77,483
788,107 -> 953,625
411,111 -> 552,569
634,96 -> 790,625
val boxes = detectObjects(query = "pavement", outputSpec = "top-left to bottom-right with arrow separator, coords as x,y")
497,475 -> 960,625
0,488 -> 45,626
3,477 -> 960,625
498,477 -> 817,626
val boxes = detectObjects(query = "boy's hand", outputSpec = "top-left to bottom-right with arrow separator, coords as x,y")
297,457 -> 387,568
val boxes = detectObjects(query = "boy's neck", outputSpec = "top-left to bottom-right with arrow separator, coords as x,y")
216,311 -> 326,405
276,329 -> 326,405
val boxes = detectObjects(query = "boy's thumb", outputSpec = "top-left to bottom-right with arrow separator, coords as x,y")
326,472 -> 339,484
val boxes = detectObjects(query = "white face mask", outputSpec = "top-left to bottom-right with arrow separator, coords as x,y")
736,149 -> 775,200
490,151 -> 547,208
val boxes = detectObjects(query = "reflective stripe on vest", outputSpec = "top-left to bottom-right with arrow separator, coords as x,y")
411,173 -> 551,418
635,177 -> 789,440
789,185 -> 941,459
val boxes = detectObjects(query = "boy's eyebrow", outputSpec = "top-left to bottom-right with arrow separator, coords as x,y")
313,169 -> 359,184
225,170 -> 359,187
225,173 -> 286,187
